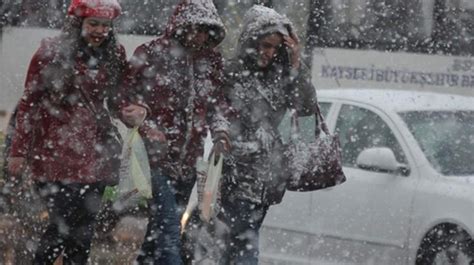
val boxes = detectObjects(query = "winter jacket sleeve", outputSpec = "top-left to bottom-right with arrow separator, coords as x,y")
287,62 -> 317,116
206,50 -> 230,136
120,42 -> 163,135
118,46 -> 144,111
106,44 -> 128,118
9,43 -> 50,157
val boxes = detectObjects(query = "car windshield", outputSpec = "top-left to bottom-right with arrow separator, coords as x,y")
400,110 -> 474,176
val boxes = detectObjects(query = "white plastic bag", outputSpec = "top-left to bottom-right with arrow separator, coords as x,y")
198,153 -> 224,222
114,127 -> 152,211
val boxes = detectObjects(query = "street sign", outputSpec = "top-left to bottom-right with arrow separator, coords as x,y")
312,48 -> 474,97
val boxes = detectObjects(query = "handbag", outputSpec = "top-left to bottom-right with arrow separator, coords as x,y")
285,104 -> 346,191
112,127 -> 152,210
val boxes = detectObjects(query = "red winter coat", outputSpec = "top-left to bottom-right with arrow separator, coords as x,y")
121,0 -> 229,181
10,37 -> 127,183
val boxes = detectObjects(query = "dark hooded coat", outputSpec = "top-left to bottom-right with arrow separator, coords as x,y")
121,0 -> 229,181
222,5 -> 317,206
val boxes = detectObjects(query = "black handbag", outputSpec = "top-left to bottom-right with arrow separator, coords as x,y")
285,104 -> 346,191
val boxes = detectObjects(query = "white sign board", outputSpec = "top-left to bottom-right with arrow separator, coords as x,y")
311,48 -> 474,97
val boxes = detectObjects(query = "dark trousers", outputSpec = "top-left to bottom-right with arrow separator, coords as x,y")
32,181 -> 105,265
136,171 -> 183,265
174,176 -> 196,219
218,197 -> 269,265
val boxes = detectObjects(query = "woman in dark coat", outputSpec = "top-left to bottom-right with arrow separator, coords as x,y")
218,5 -> 318,264
6,0 -> 130,263
120,0 -> 230,264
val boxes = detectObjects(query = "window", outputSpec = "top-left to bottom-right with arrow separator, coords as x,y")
335,104 -> 406,167
400,110 -> 474,175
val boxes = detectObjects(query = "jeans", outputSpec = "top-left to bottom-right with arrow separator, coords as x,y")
33,181 -> 105,265
173,176 -> 196,219
136,171 -> 183,265
218,197 -> 269,265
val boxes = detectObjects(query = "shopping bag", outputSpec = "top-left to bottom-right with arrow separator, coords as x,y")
114,127 -> 152,211
197,153 -> 224,222
195,156 -> 208,208
285,105 -> 346,192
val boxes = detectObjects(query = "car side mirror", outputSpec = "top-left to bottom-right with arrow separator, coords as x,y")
356,147 -> 410,176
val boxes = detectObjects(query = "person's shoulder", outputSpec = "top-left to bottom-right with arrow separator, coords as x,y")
110,43 -> 126,60
224,59 -> 244,75
116,43 -> 126,54
135,36 -> 168,54
35,36 -> 62,60
223,59 -> 250,86
129,36 -> 168,70
189,46 -> 221,64
131,36 -> 169,62
39,36 -> 61,47
198,48 -> 224,69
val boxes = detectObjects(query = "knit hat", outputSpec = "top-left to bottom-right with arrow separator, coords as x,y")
68,0 -> 122,19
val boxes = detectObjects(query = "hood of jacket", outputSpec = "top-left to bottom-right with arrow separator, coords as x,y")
237,5 -> 294,59
164,0 -> 226,49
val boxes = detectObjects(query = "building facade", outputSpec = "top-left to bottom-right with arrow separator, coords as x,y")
306,0 -> 474,56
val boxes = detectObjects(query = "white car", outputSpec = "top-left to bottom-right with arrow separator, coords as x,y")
260,88 -> 474,265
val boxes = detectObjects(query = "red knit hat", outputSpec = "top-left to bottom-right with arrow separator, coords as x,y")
68,0 -> 121,19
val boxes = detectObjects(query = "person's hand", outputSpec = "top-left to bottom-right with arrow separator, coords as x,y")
283,32 -> 301,70
143,128 -> 168,159
211,131 -> 231,158
146,128 -> 167,144
7,157 -> 26,178
120,104 -> 147,127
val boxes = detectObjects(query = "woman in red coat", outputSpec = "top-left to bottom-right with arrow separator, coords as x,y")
6,0 -> 131,264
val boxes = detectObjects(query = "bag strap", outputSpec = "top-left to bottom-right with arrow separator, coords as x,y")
290,109 -> 300,139
314,102 -> 330,135
290,102 -> 330,140
76,86 -> 125,149
76,86 -> 100,117
76,85 -> 118,132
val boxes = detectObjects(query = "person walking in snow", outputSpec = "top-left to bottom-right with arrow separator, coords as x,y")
217,5 -> 318,264
5,0 -> 141,263
120,0 -> 230,264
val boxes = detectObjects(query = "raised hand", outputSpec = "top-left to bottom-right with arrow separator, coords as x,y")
211,131 -> 231,158
283,31 -> 301,70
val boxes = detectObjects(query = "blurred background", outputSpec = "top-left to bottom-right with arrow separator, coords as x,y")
2,0 -> 474,57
